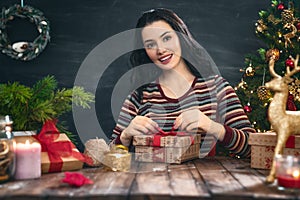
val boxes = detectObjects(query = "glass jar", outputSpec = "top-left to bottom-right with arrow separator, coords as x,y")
275,154 -> 300,190
0,115 -> 15,183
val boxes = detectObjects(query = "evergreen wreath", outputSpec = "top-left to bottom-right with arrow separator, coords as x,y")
0,4 -> 50,61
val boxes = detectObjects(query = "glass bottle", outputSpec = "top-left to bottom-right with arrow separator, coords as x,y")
0,115 -> 15,183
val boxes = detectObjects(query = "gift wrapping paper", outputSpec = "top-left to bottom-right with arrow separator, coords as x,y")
249,132 -> 300,169
133,134 -> 201,147
135,144 -> 200,164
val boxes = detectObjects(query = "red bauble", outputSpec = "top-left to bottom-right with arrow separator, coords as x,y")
296,22 -> 300,31
277,3 -> 284,10
243,105 -> 252,113
285,58 -> 294,68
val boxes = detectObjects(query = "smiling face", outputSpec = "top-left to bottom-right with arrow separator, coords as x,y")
141,20 -> 183,70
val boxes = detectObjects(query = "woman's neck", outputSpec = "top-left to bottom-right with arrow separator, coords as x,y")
158,62 -> 195,98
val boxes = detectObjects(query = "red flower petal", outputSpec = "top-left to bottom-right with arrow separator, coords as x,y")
62,172 -> 93,187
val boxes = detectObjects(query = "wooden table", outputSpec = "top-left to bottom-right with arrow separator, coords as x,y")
0,156 -> 299,200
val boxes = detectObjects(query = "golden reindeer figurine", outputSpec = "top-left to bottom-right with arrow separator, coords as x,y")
265,54 -> 300,183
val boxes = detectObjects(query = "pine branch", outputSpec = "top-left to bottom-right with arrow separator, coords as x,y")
72,86 -> 95,109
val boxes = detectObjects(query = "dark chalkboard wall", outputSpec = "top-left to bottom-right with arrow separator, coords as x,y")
0,0 -> 269,151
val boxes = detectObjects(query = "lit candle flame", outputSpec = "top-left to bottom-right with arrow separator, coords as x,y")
292,169 -> 300,179
25,139 -> 30,146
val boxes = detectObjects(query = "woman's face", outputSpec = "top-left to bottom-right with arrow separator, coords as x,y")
141,20 -> 182,70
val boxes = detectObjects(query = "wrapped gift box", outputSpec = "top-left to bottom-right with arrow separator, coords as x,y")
133,133 -> 201,147
15,134 -> 84,173
133,134 -> 201,164
135,144 -> 199,164
248,132 -> 300,169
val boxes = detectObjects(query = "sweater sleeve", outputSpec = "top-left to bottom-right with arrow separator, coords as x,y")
109,90 -> 141,145
215,76 -> 256,158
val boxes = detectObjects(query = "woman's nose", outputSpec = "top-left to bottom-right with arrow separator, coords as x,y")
156,45 -> 167,55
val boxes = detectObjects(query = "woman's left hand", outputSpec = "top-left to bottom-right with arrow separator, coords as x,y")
173,109 -> 225,141
173,109 -> 211,133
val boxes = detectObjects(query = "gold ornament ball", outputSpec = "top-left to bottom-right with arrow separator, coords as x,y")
245,66 -> 255,76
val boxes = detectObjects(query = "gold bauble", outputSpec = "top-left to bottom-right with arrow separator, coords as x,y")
245,66 -> 255,76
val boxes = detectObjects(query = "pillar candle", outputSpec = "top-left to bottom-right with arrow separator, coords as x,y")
14,140 -> 41,180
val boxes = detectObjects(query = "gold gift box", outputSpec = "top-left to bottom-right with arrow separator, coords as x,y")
102,145 -> 131,172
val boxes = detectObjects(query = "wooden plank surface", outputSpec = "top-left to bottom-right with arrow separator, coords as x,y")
0,157 -> 299,200
215,157 -> 298,200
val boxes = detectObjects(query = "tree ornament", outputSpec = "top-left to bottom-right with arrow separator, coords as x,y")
283,23 -> 297,48
245,64 -> 255,77
285,57 -> 294,68
289,78 -> 300,102
243,104 -> 252,113
265,49 -> 280,61
267,14 -> 281,25
255,19 -> 268,33
281,9 -> 294,24
0,4 -> 50,61
236,79 -> 247,90
277,3 -> 285,10
296,22 -> 300,31
257,86 -> 272,100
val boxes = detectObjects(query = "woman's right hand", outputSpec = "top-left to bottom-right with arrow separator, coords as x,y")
120,116 -> 158,146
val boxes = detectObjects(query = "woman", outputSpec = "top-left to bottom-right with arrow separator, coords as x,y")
110,8 -> 255,158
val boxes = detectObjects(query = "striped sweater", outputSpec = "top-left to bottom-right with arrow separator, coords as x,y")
110,75 -> 256,158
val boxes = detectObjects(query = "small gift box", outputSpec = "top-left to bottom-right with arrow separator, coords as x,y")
102,145 -> 131,172
133,132 -> 201,164
15,120 -> 91,173
39,133 -> 85,173
15,134 -> 85,173
248,132 -> 300,169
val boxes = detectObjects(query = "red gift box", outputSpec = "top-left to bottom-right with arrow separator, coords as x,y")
248,132 -> 300,169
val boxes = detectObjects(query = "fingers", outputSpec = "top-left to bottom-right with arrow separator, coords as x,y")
174,109 -> 210,132
173,115 -> 182,129
127,116 -> 159,136
174,110 -> 199,131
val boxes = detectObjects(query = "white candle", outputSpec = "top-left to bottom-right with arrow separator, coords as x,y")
14,140 -> 41,180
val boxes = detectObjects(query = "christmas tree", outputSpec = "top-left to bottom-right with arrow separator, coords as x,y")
235,0 -> 300,132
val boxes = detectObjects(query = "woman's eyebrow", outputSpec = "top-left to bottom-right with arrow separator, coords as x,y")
143,31 -> 172,43
160,31 -> 171,38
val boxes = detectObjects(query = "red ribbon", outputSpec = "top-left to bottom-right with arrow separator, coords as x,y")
152,127 -> 195,147
287,94 -> 297,111
33,120 -> 92,173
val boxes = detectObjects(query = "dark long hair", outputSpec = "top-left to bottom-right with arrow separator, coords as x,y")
129,8 -> 218,87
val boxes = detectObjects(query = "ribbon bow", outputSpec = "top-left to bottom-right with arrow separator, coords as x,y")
33,119 -> 92,172
152,127 -> 195,147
